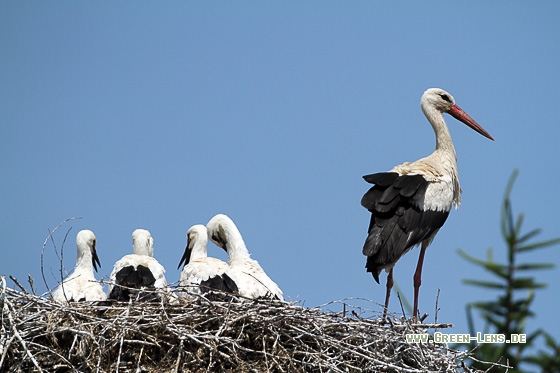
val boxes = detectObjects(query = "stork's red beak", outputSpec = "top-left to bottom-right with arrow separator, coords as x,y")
448,105 -> 494,141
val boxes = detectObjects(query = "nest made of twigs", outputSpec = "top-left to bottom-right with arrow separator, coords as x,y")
1,276 -> 505,373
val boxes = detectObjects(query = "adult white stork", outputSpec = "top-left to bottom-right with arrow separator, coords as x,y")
206,214 -> 284,301
361,88 -> 494,321
177,224 -> 235,299
52,230 -> 107,303
108,229 -> 168,301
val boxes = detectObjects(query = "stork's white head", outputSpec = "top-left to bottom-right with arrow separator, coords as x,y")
76,229 -> 101,271
422,88 -> 456,112
206,214 -> 231,250
132,228 -> 154,257
178,224 -> 208,268
206,214 -> 249,262
422,88 -> 494,141
187,225 -> 208,249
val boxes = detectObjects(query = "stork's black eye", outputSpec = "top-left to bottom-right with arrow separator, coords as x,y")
439,94 -> 451,103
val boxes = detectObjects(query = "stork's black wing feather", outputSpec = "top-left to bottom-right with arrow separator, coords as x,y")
361,172 -> 449,282
109,265 -> 158,301
363,172 -> 399,186
199,273 -> 239,301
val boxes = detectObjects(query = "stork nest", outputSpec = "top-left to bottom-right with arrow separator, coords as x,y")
1,276 -> 503,373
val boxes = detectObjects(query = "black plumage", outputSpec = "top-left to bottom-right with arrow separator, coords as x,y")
199,273 -> 239,300
108,265 -> 158,301
361,172 -> 449,283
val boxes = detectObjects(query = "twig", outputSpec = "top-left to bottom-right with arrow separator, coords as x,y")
435,287 -> 441,328
116,298 -> 133,373
28,274 -> 36,295
397,290 -> 407,320
173,340 -> 183,373
2,277 -> 43,372
58,225 -> 74,303
40,217 -> 81,294
9,276 -> 27,294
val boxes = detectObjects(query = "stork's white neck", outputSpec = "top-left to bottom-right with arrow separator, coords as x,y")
421,99 -> 462,208
75,245 -> 95,273
190,236 -> 208,261
223,225 -> 250,263
421,100 -> 457,158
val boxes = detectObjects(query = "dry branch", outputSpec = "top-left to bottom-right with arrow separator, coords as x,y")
1,276 -> 500,373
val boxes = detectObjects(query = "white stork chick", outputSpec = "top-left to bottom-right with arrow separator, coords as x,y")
177,224 -> 234,298
361,88 -> 494,321
108,229 -> 168,301
52,230 -> 107,303
206,214 -> 284,301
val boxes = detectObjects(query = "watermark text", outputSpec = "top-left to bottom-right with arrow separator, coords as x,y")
406,332 -> 526,344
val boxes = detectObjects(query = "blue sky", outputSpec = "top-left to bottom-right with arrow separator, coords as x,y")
2,1 -> 559,345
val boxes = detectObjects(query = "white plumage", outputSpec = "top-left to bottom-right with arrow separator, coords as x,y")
177,224 -> 230,298
108,229 -> 168,301
52,230 -> 106,303
206,214 -> 284,301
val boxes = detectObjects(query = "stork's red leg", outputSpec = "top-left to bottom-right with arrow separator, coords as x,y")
413,241 -> 429,322
382,267 -> 394,321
